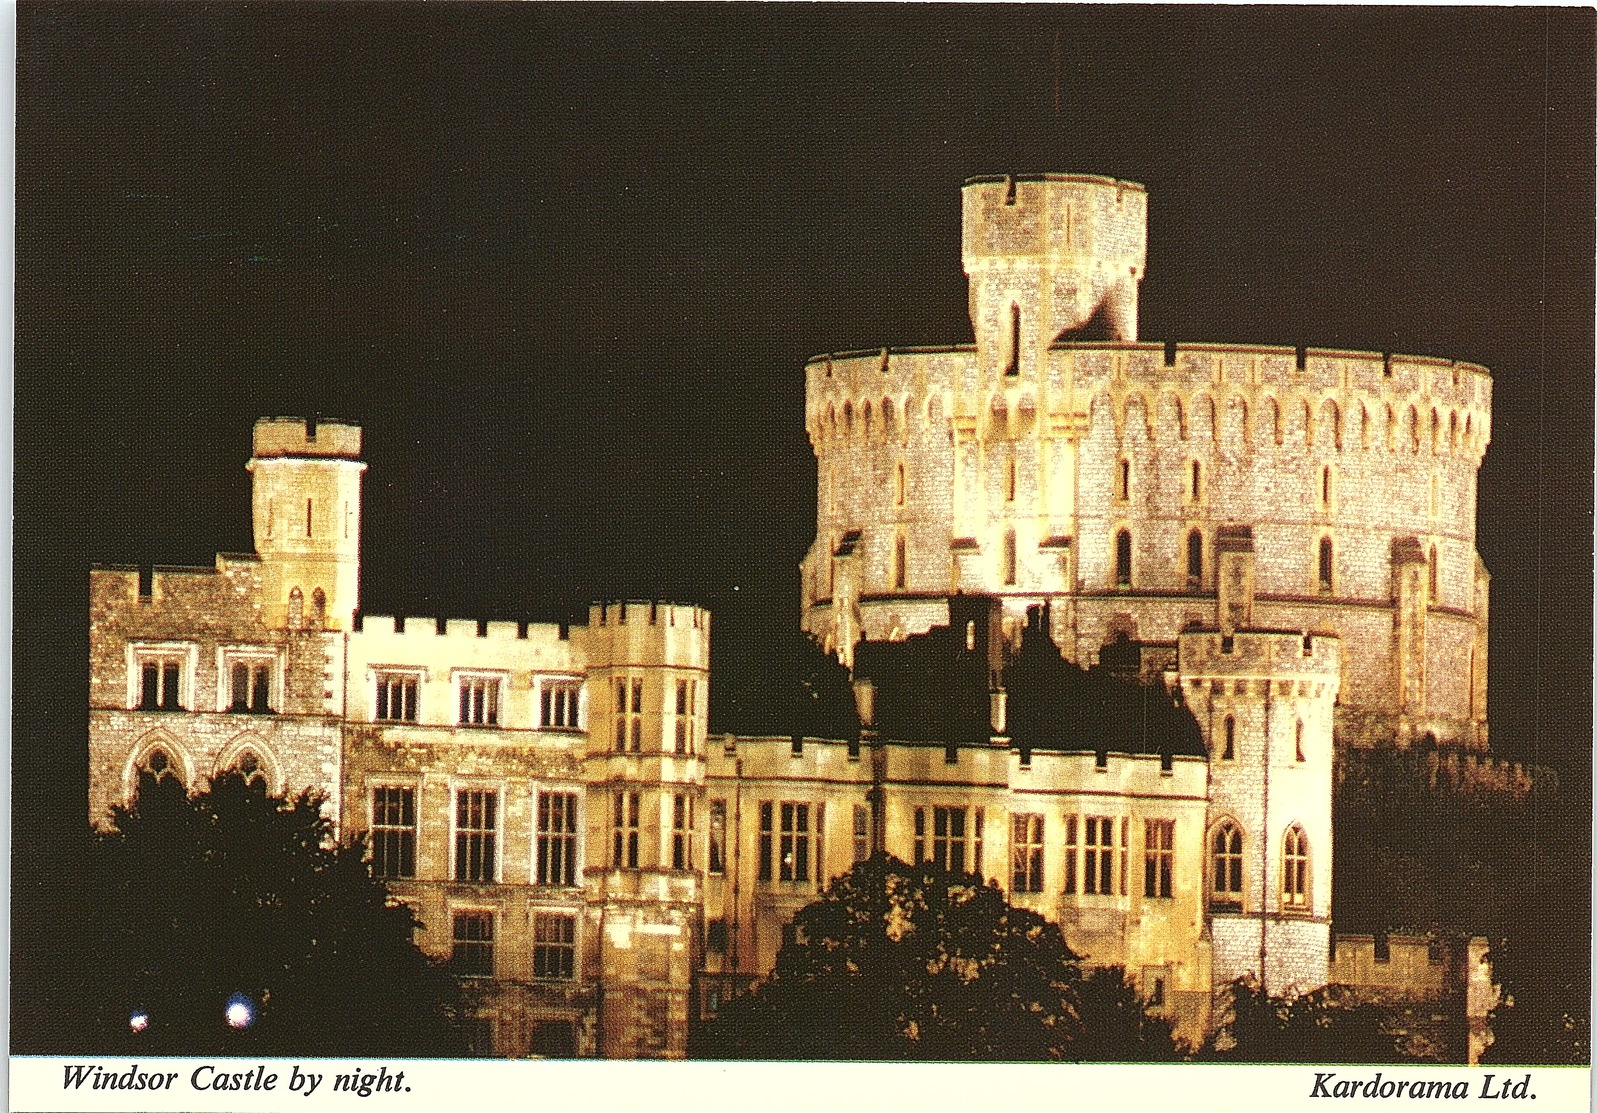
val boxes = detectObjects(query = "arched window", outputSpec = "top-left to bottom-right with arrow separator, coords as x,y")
1005,456 -> 1017,503
1221,715 -> 1235,760
1210,822 -> 1243,908
1282,826 -> 1310,908
1189,460 -> 1202,502
288,586 -> 304,627
1115,529 -> 1132,588
1002,529 -> 1017,586
1317,537 -> 1333,594
892,534 -> 907,591
1115,459 -> 1130,502
234,749 -> 268,788
1294,720 -> 1306,762
1187,529 -> 1204,591
1006,303 -> 1021,376
1321,465 -> 1333,509
843,401 -> 853,435
863,400 -> 873,438
311,587 -> 327,626
894,461 -> 906,506
881,397 -> 895,437
135,745 -> 185,801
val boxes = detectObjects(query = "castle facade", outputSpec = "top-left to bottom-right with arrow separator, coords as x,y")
88,177 -> 1494,1058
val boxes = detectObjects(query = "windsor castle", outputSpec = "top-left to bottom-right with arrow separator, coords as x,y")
89,175 -> 1508,1059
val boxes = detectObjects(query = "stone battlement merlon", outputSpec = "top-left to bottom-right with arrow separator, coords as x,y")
589,600 -> 709,631
1178,630 -> 1342,680
358,614 -> 576,646
251,416 -> 363,460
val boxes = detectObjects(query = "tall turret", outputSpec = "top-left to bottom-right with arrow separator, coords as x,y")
962,174 -> 1147,373
247,417 -> 365,631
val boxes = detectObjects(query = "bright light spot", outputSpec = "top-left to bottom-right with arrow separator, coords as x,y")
225,994 -> 255,1029
128,1011 -> 149,1033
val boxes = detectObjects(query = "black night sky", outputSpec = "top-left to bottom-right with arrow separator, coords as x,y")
14,4 -> 1594,1033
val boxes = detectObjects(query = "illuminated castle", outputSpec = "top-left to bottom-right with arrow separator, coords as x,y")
88,177 -> 1499,1059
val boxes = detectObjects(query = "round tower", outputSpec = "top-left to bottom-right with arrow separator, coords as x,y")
247,417 -> 365,631
961,173 -> 1148,372
1178,628 -> 1339,997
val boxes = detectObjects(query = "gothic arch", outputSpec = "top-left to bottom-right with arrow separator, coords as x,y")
1263,395 -> 1283,446
1318,398 -> 1342,451
927,394 -> 943,426
214,733 -> 282,794
1159,392 -> 1186,440
862,400 -> 873,439
1224,394 -> 1249,447
1123,392 -> 1153,442
880,397 -> 895,438
1192,392 -> 1216,441
124,728 -> 193,802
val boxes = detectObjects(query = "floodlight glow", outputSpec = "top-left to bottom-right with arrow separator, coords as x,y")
128,1011 -> 149,1033
224,994 -> 255,1029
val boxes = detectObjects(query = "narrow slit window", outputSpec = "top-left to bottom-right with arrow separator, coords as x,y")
1115,529 -> 1132,588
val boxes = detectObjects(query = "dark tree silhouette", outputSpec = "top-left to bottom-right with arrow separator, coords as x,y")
79,772 -> 466,1056
692,855 -> 1178,1061
1202,978 -> 1423,1063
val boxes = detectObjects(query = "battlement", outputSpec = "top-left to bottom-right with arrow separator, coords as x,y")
961,174 -> 1146,271
251,417 -> 363,460
589,600 -> 708,631
804,342 -> 1491,457
357,614 -> 572,647
1178,629 -> 1341,681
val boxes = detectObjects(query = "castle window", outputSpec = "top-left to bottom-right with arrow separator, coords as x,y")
451,910 -> 494,977
613,791 -> 640,869
540,680 -> 582,730
671,793 -> 695,871
965,620 -> 977,651
454,789 -> 499,882
674,678 -> 697,754
532,912 -> 577,981
1011,813 -> 1045,893
1005,456 -> 1017,503
1115,458 -> 1130,502
1429,545 -> 1440,603
915,806 -> 973,873
1222,715 -> 1235,760
853,804 -> 870,863
1321,465 -> 1333,509
894,460 -> 906,506
536,791 -> 580,886
288,586 -> 304,627
1143,819 -> 1175,899
310,587 -> 326,626
370,786 -> 417,880
1006,303 -> 1021,376
758,802 -> 773,881
1002,529 -> 1017,586
376,671 -> 420,722
893,534 -> 907,591
1115,529 -> 1132,588
779,802 -> 812,883
1186,529 -> 1203,591
1317,537 -> 1333,594
614,677 -> 644,752
709,799 -> 727,875
1083,815 -> 1115,895
306,498 -> 314,538
137,657 -> 185,712
1189,460 -> 1202,502
1063,814 -> 1079,894
458,676 -> 502,727
1210,822 -> 1244,909
707,918 -> 729,954
228,659 -> 273,714
1295,720 -> 1306,763
1282,826 -> 1310,908
140,746 -> 179,784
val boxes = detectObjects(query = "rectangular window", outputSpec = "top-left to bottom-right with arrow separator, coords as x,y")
708,799 -> 726,875
1084,815 -> 1114,896
371,786 -> 417,880
615,677 -> 644,752
913,807 -> 926,864
1011,813 -> 1044,893
532,913 -> 577,980
1120,816 -> 1130,896
229,660 -> 273,713
376,672 -> 419,722
138,658 -> 184,711
1144,819 -> 1175,899
451,911 -> 494,977
706,918 -> 728,954
458,677 -> 501,727
1064,814 -> 1079,895
852,805 -> 870,863
671,793 -> 694,871
779,802 -> 811,883
540,682 -> 581,729
757,802 -> 774,882
454,790 -> 498,882
612,791 -> 640,869
536,791 -> 580,887
672,678 -> 697,754
931,806 -> 967,872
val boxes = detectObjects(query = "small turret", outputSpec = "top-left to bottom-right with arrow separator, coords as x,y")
962,174 -> 1147,375
247,417 -> 365,631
